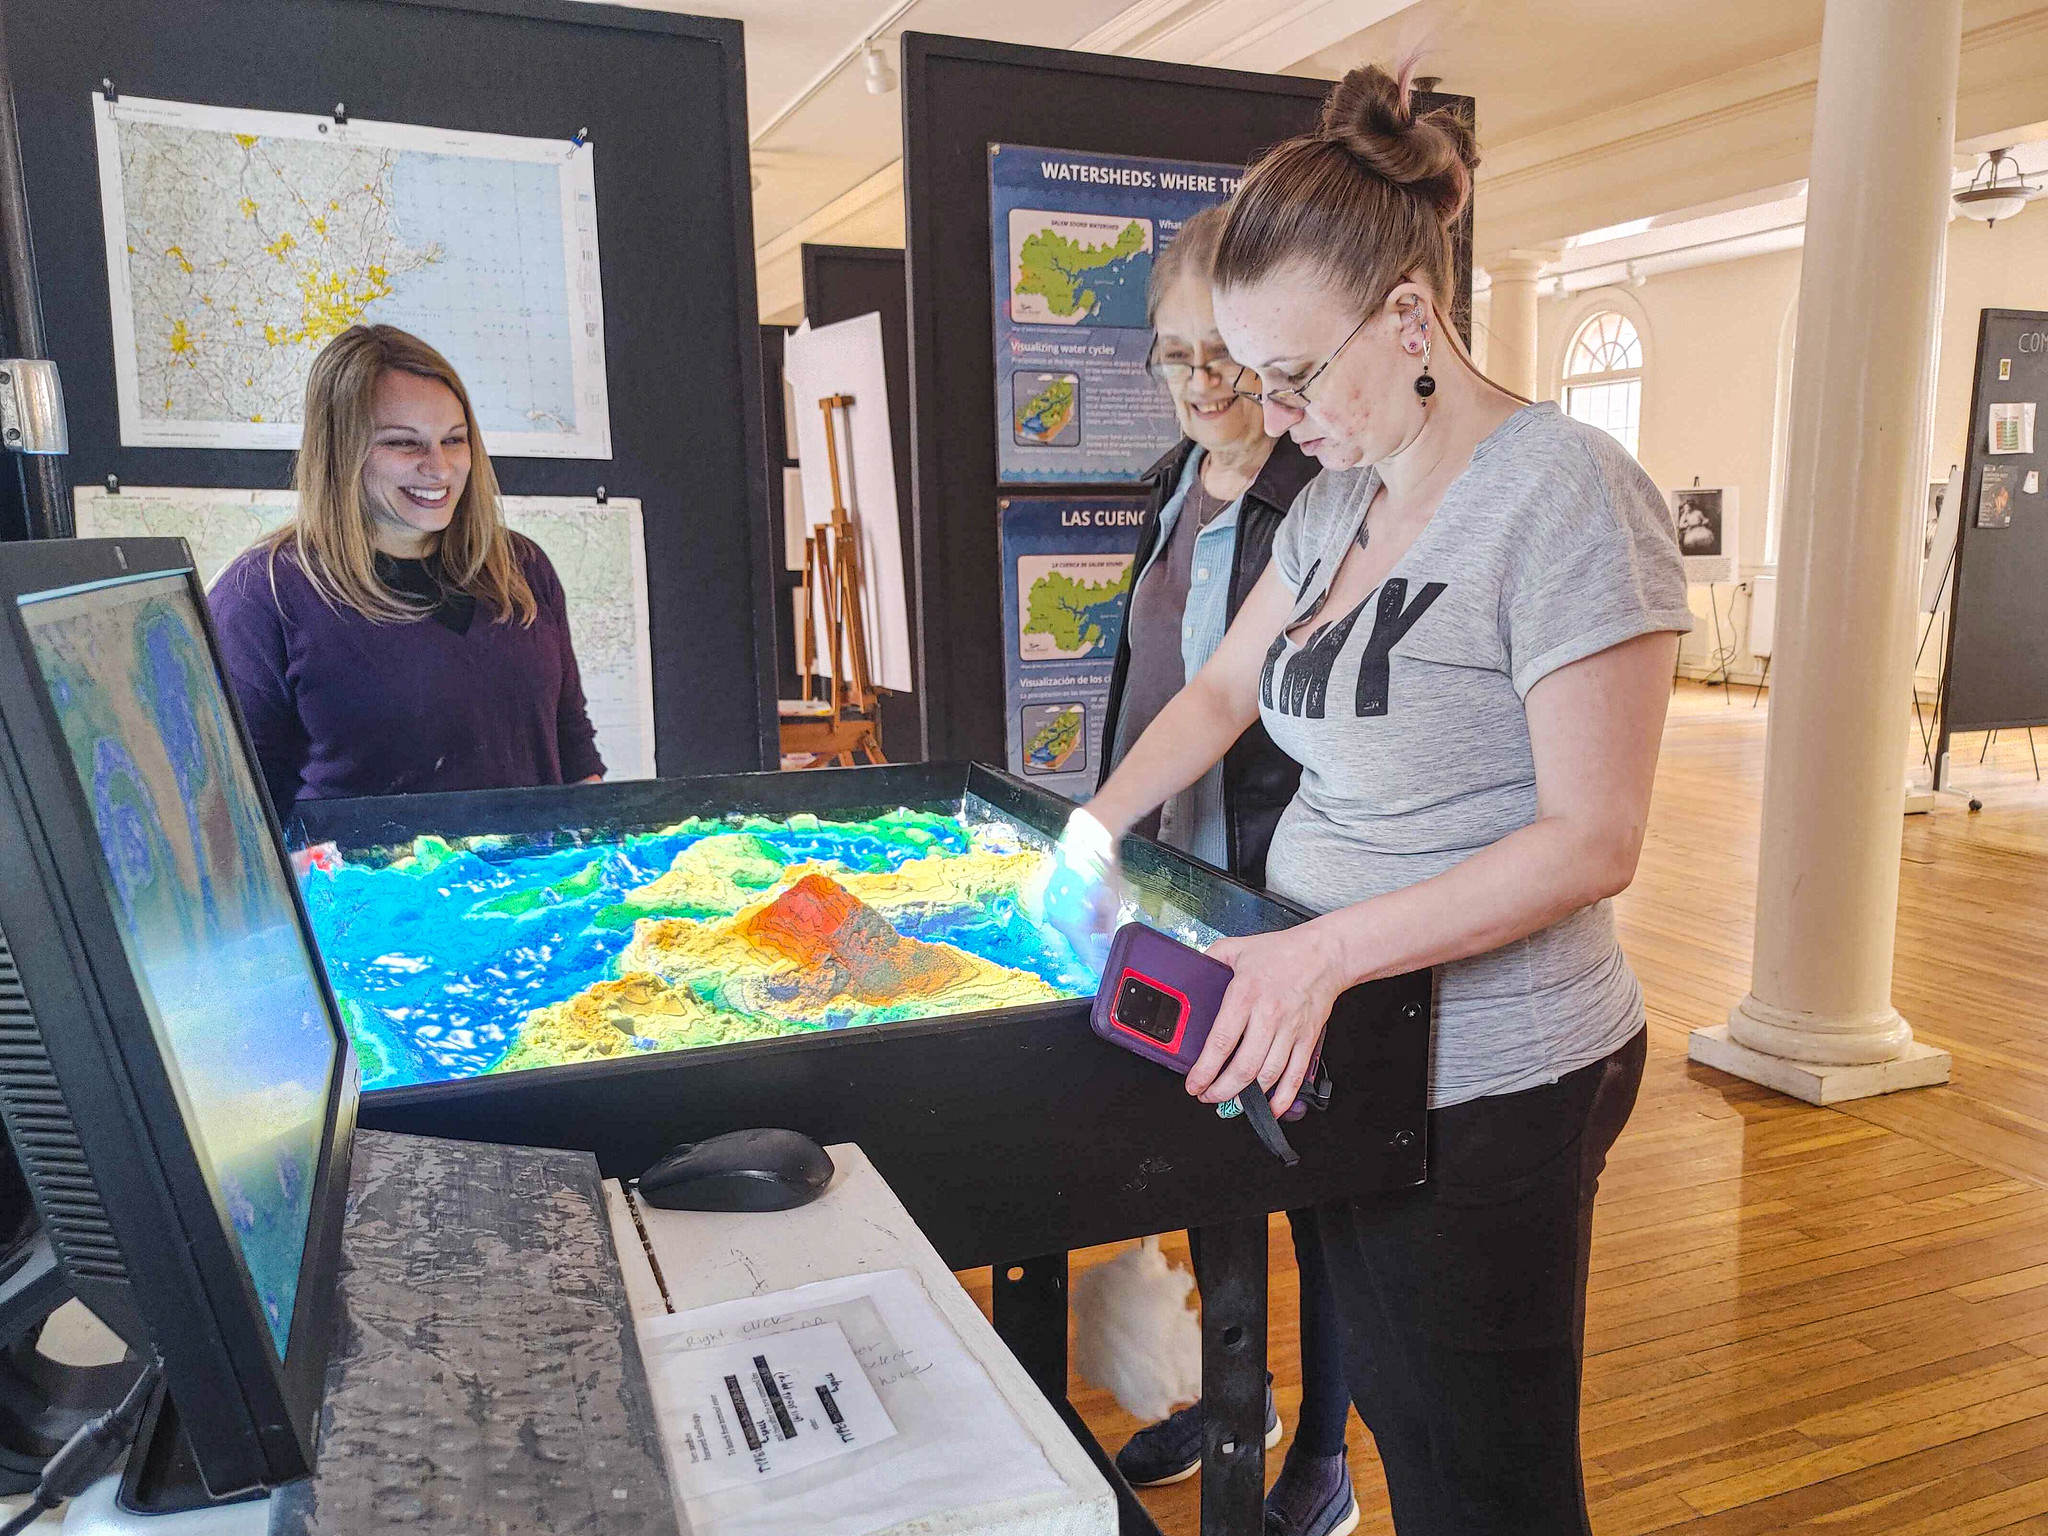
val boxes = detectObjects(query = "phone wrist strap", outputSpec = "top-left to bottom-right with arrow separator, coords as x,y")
1235,1087 -> 1300,1168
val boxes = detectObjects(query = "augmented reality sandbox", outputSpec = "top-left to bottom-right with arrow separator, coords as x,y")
297,799 -> 1227,1093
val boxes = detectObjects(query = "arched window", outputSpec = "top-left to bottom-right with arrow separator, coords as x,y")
1562,311 -> 1643,457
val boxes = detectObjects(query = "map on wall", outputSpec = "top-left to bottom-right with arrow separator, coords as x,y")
92,92 -> 611,458
1015,553 -> 1132,661
72,487 -> 655,780
1006,211 -> 1155,328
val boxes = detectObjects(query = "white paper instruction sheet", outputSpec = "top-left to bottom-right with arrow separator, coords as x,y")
637,1269 -> 1065,1536
664,1322 -> 895,1496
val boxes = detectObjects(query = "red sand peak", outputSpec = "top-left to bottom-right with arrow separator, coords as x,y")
741,871 -> 860,965
737,872 -> 969,1002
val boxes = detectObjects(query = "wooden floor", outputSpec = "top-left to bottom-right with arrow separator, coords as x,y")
960,683 -> 2048,1534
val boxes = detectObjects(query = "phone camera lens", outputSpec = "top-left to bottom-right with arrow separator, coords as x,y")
1114,976 -> 1179,1043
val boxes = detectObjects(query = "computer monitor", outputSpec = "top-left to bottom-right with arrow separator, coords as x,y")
0,537 -> 356,1499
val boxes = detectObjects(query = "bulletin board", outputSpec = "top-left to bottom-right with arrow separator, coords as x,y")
0,0 -> 779,775
1936,307 -> 2048,782
901,32 -> 1473,763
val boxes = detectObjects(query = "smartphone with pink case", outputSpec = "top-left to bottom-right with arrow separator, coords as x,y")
1090,923 -> 1323,1121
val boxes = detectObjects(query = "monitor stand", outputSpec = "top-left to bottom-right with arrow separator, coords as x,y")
58,1473 -> 270,1534
118,1389 -> 271,1518
0,1141 -> 146,1497
50,1390 -> 277,1532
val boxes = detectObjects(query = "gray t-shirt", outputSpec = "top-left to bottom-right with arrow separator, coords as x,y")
1257,403 -> 1691,1107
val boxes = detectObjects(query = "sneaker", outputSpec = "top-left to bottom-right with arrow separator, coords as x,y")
1264,1456 -> 1359,1536
1114,1384 -> 1283,1488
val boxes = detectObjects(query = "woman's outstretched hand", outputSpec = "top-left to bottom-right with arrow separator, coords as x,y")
1037,808 -> 1126,974
1189,924 -> 1349,1115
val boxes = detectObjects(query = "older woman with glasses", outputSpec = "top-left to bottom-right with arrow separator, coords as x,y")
1094,203 -> 1355,1536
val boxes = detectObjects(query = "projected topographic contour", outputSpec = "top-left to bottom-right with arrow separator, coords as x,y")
299,808 -> 1110,1091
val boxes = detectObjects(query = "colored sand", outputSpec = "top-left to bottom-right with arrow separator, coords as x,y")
297,806 -> 1100,1091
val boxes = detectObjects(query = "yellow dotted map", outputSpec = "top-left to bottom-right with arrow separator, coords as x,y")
93,92 -> 611,458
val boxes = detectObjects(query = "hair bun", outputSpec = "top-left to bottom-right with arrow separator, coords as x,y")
1317,63 -> 1477,229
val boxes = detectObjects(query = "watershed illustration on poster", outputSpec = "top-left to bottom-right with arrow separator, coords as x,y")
990,145 -> 1242,484
999,497 -> 1152,800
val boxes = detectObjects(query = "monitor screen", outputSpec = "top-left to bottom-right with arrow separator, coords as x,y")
18,571 -> 339,1360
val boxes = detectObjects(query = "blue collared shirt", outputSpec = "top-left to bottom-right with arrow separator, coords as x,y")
1133,447 -> 1242,869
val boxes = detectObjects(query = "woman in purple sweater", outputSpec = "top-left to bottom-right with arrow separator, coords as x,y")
210,325 -> 604,810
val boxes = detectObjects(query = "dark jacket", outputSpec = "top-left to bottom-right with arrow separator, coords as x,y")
1097,434 -> 1319,888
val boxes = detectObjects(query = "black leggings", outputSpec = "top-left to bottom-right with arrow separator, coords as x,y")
1316,1028 -> 1647,1535
1189,1206 -> 1352,1459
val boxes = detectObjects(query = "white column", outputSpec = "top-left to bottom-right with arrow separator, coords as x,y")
1689,0 -> 1959,1104
1480,251 -> 1547,400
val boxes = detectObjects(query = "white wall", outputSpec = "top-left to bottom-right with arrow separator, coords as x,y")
1529,211 -> 2048,689
1930,209 -> 2048,475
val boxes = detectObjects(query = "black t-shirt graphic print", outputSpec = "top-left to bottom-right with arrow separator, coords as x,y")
1261,577 -> 1448,720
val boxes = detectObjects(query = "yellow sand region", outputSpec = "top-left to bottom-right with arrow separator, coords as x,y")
615,831 -> 786,915
495,973 -> 804,1075
615,831 -> 1049,925
497,885 -> 1059,1073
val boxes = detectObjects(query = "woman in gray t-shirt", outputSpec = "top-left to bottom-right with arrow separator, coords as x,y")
1077,65 -> 1689,1536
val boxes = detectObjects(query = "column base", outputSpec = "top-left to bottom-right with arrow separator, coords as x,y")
1688,1024 -> 1950,1104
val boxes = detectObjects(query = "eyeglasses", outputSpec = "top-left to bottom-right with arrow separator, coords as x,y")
1230,313 -> 1372,413
1145,338 -> 1243,387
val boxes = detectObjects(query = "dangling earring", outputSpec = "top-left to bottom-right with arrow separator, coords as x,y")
1414,320 -> 1436,403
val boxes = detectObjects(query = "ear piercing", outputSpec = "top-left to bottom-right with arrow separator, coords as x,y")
1414,319 -> 1436,402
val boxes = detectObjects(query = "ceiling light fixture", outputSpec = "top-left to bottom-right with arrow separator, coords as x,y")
1954,149 -> 2038,226
862,42 -> 897,96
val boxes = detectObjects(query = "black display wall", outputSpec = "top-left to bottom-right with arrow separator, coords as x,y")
800,243 -> 920,756
757,323 -> 801,702
0,0 -> 778,775
901,33 -> 1472,762
1937,307 -> 2048,786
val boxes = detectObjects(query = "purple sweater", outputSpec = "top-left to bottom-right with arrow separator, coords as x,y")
209,535 -> 605,808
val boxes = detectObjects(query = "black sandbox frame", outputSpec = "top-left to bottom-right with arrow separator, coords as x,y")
291,763 -> 1433,1536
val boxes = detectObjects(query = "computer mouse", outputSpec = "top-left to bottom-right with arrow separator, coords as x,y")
635,1129 -> 835,1212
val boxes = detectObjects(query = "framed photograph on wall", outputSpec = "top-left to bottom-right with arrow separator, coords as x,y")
1919,467 -> 1962,613
1668,486 -> 1739,584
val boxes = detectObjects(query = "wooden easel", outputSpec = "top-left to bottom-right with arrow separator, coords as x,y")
780,393 -> 886,767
